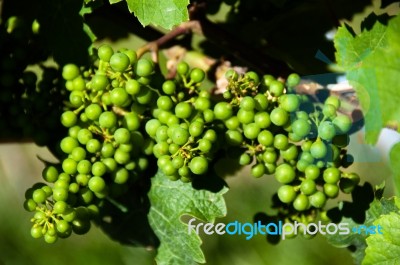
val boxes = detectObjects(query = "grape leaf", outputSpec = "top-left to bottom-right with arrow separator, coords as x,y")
148,171 -> 228,265
121,0 -> 189,30
37,0 -> 91,66
334,14 -> 400,144
324,197 -> 398,265
389,142 -> 400,195
363,212 -> 400,265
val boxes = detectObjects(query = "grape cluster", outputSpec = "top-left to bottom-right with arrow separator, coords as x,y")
0,16 -> 64,145
146,62 -> 221,181
219,69 -> 360,232
24,44 -> 157,242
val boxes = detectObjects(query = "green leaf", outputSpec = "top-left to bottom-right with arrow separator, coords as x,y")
334,14 -> 400,144
148,171 -> 228,265
325,197 -> 399,264
390,142 -> 400,195
38,0 -> 91,66
363,212 -> 400,265
122,0 -> 189,30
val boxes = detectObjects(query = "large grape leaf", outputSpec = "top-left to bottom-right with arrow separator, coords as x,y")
148,171 -> 228,265
363,211 -> 400,265
113,0 -> 189,30
390,142 -> 400,195
324,196 -> 398,265
334,14 -> 400,144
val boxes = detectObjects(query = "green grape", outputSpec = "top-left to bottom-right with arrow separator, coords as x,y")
262,150 -> 277,163
156,125 -> 169,142
188,121 -> 204,137
157,96 -> 174,111
86,139 -> 101,153
145,119 -> 162,137
305,165 -> 320,180
198,138 -> 212,153
24,199 -> 37,212
171,127 -> 189,145
42,165 -> 59,183
257,130 -> 274,146
322,104 -> 337,118
190,68 -> 205,83
135,58 -> 154,77
225,116 -> 240,130
97,44 -> 114,62
77,160 -> 92,174
114,148 -> 131,164
84,104 -> 102,121
318,121 -> 336,141
91,74 -> 109,91
277,185 -> 297,203
114,128 -> 131,144
214,102 -> 233,120
56,219 -> 71,234
52,188 -> 68,202
177,61 -> 189,75
254,112 -> 270,129
125,79 -> 141,95
77,128 -> 93,145
273,134 -> 289,150
194,97 -> 211,111
323,183 -> 339,198
291,119 -> 311,138
88,176 -> 106,193
61,111 -> 77,128
279,94 -> 300,112
270,107 -> 288,126
237,109 -> 254,124
32,189 -> 47,203
31,226 -> 44,239
309,191 -> 326,208
323,167 -> 340,184
325,96 -> 340,109
122,49 -> 137,64
333,114 -> 352,134
293,194 -> 309,211
280,144 -> 298,161
225,69 -> 238,80
240,96 -> 256,111
53,201 -> 68,214
110,87 -> 129,106
123,112 -> 140,131
245,71 -> 259,84
243,123 -> 260,140
99,111 -> 117,129
110,52 -> 130,72
254,94 -> 269,111
175,102 -> 193,119
62,158 -> 77,174
310,139 -> 327,159
300,179 -> 316,195
62,64 -> 80,81
275,163 -> 296,184
239,153 -> 252,165
111,167 -> 129,184
269,80 -> 284,97
225,129 -> 243,146
251,163 -> 265,178
72,218 -> 91,235
286,73 -> 301,87
189,156 -> 208,175
162,80 -> 176,95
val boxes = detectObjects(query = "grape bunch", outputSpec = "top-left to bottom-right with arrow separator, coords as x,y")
0,16 -> 64,145
219,69 -> 360,232
23,44 -> 158,243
